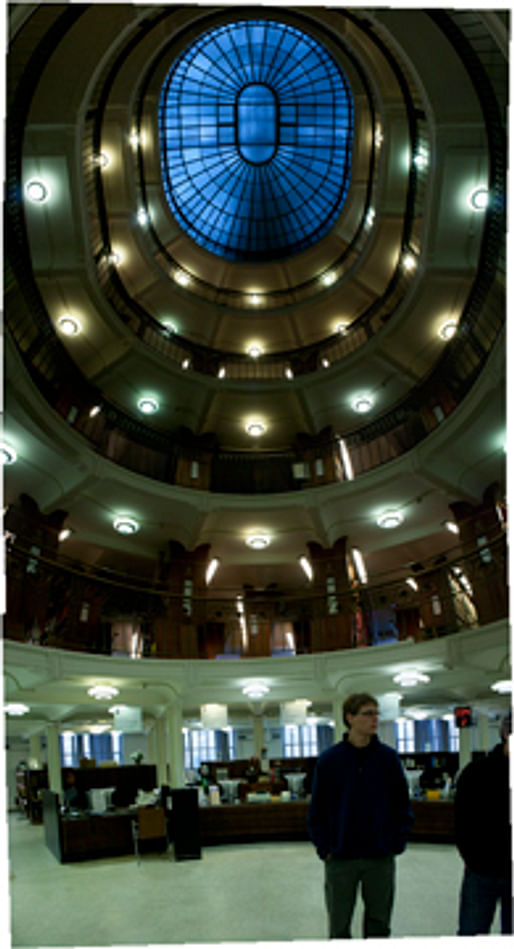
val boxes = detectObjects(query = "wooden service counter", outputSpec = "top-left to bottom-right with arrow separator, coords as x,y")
200,800 -> 309,844
199,799 -> 455,846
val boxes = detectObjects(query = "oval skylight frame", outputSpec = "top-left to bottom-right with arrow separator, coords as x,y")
158,19 -> 354,261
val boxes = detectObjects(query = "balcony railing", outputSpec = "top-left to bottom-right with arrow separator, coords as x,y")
5,530 -> 507,660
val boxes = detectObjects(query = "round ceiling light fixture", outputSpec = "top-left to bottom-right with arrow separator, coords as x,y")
1,442 -> 17,465
242,682 -> 270,700
137,396 -> 159,415
113,516 -> 140,535
4,703 -> 30,716
57,314 -> 81,336
246,533 -> 271,550
491,680 -> 512,694
393,670 -> 431,687
246,420 -> 266,437
438,319 -> 458,341
377,510 -> 404,529
25,178 -> 50,203
468,186 -> 489,211
247,343 -> 263,358
351,395 -> 373,414
87,685 -> 120,701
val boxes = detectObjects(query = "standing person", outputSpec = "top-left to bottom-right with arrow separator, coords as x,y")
455,709 -> 512,936
307,692 -> 413,939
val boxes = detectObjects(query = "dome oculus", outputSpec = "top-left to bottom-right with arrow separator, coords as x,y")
159,20 -> 354,261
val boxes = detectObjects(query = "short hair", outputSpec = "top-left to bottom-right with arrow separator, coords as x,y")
343,692 -> 378,728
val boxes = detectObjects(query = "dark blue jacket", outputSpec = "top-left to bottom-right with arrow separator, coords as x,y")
307,734 -> 413,860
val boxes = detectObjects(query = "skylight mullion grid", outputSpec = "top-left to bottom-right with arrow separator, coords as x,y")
158,19 -> 354,261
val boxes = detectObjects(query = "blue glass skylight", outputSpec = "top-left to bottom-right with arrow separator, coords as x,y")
158,20 -> 354,262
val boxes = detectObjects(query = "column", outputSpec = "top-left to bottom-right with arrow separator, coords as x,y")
252,713 -> 264,760
29,733 -> 42,769
147,724 -> 156,766
155,716 -> 168,786
166,703 -> 185,788
332,699 -> 345,744
477,713 -> 490,752
45,724 -> 62,795
458,725 -> 473,772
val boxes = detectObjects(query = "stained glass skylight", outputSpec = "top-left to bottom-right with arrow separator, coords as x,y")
158,20 -> 354,262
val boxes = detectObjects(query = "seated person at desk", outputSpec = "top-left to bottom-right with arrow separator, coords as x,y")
245,756 -> 260,784
61,770 -> 87,811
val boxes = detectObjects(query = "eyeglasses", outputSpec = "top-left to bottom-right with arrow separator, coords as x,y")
358,710 -> 379,717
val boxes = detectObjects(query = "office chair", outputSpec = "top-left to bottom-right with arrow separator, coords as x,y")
132,805 -> 170,865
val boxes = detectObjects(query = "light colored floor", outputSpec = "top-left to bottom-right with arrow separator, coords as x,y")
5,812 -> 502,947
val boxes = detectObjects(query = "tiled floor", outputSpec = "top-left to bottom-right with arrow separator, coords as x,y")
5,812 -> 502,947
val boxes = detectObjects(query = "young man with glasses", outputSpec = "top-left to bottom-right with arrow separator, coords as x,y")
308,692 -> 413,939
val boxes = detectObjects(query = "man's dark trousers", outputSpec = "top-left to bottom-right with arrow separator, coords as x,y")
324,854 -> 395,938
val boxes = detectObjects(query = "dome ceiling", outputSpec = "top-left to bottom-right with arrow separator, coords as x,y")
5,4 -> 506,591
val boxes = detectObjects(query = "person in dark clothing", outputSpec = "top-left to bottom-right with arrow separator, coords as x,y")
307,692 -> 413,939
455,709 -> 512,935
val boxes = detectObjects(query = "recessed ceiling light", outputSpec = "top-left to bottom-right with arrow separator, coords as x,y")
402,253 -> 417,271
413,148 -> 428,170
137,208 -> 149,226
25,178 -> 50,203
247,294 -> 262,305
162,321 -> 177,335
285,367 -> 294,379
58,315 -> 81,336
129,130 -> 140,149
352,395 -> 373,414
377,511 -> 404,529
246,421 -> 266,437
113,516 -> 139,535
336,322 -> 349,335
218,366 -> 226,378
87,685 -> 119,700
321,270 -> 337,286
96,151 -> 110,168
321,358 -> 330,368
444,520 -> 460,534
58,528 -> 72,542
247,344 -> 263,358
438,320 -> 458,340
181,357 -> 191,370
107,250 -> 121,265
1,443 -> 17,465
246,534 -> 270,549
137,396 -> 159,415
468,186 -> 488,211
89,405 -> 102,418
4,703 -> 30,716
174,269 -> 191,286
405,577 -> 418,591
